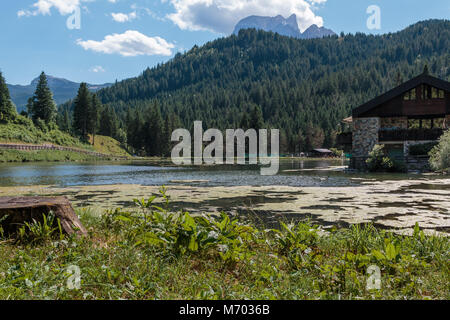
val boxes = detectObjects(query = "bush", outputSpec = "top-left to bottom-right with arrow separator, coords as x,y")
429,129 -> 450,171
366,144 -> 406,173
409,142 -> 438,156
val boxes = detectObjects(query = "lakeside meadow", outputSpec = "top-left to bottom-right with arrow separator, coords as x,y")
0,188 -> 448,300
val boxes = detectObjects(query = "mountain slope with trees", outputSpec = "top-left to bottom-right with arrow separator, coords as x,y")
59,20 -> 450,156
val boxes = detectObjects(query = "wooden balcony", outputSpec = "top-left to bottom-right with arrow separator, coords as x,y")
379,129 -> 444,142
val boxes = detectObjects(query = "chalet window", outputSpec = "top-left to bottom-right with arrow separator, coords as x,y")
422,119 -> 432,129
421,85 -> 445,100
408,119 -> 420,129
403,88 -> 417,101
433,118 -> 445,129
432,87 -> 438,99
421,85 -> 431,99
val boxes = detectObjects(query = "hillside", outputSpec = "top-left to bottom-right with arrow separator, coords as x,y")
61,20 -> 450,155
0,116 -> 92,149
88,134 -> 131,157
8,75 -> 111,112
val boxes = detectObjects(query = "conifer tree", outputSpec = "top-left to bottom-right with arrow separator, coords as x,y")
0,71 -> 17,122
89,94 -> 101,144
99,106 -> 119,138
29,72 -> 57,125
73,83 -> 92,140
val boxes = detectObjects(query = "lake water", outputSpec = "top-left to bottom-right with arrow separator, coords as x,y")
1,159 -> 448,232
0,159 -> 433,188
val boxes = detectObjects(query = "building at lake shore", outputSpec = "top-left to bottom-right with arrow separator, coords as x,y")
338,71 -> 450,170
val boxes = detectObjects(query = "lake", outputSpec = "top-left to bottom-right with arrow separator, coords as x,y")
0,159 -> 448,233
0,158 -> 430,188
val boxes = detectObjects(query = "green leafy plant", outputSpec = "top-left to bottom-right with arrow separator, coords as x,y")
17,212 -> 63,244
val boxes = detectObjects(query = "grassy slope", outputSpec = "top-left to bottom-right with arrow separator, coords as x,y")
0,117 -> 129,162
89,134 -> 130,157
0,193 -> 448,300
0,149 -> 102,162
0,117 -> 91,149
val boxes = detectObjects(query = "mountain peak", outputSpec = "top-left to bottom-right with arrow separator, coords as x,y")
8,75 -> 112,111
302,24 -> 336,39
233,14 -> 335,39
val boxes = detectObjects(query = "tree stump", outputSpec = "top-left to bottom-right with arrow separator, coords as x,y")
0,197 -> 87,236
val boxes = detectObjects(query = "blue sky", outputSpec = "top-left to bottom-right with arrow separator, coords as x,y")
1,0 -> 448,85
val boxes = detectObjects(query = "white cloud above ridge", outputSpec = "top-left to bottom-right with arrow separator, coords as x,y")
166,0 -> 327,34
111,11 -> 137,22
18,0 -> 86,17
90,65 -> 106,72
76,30 -> 175,57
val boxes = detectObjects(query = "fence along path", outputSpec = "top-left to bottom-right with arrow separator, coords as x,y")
0,142 -> 128,159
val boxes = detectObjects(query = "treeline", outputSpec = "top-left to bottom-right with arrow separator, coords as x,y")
1,71 -> 59,131
1,71 -> 108,147
59,19 -> 449,155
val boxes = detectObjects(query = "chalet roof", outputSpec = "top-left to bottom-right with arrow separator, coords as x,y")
311,149 -> 333,153
342,116 -> 353,124
352,73 -> 450,118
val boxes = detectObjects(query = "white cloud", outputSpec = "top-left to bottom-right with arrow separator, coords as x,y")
76,30 -> 175,57
18,0 -> 82,17
111,11 -> 137,22
166,0 -> 326,34
90,65 -> 106,72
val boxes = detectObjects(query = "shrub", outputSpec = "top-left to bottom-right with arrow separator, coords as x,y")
409,142 -> 438,156
429,129 -> 450,171
366,144 -> 407,173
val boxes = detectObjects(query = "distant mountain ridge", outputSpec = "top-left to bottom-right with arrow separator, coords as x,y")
7,75 -> 112,112
233,14 -> 336,39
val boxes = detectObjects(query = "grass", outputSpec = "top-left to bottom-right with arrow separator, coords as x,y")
0,149 -> 105,162
88,134 -> 130,157
0,188 -> 448,300
0,116 -> 92,149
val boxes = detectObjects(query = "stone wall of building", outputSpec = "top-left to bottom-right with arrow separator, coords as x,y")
380,117 -> 407,129
352,117 -> 380,157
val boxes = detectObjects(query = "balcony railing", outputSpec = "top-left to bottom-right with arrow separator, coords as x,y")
379,129 -> 444,142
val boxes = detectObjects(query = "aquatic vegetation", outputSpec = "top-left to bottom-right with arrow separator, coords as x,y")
0,190 -> 448,300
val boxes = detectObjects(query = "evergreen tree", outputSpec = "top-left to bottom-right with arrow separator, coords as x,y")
0,71 -> 17,122
89,94 -> 101,144
249,106 -> 264,130
99,106 -> 119,138
143,103 -> 165,156
29,72 -> 57,125
73,83 -> 92,140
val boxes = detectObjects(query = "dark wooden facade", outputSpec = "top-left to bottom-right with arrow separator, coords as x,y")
355,81 -> 449,119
